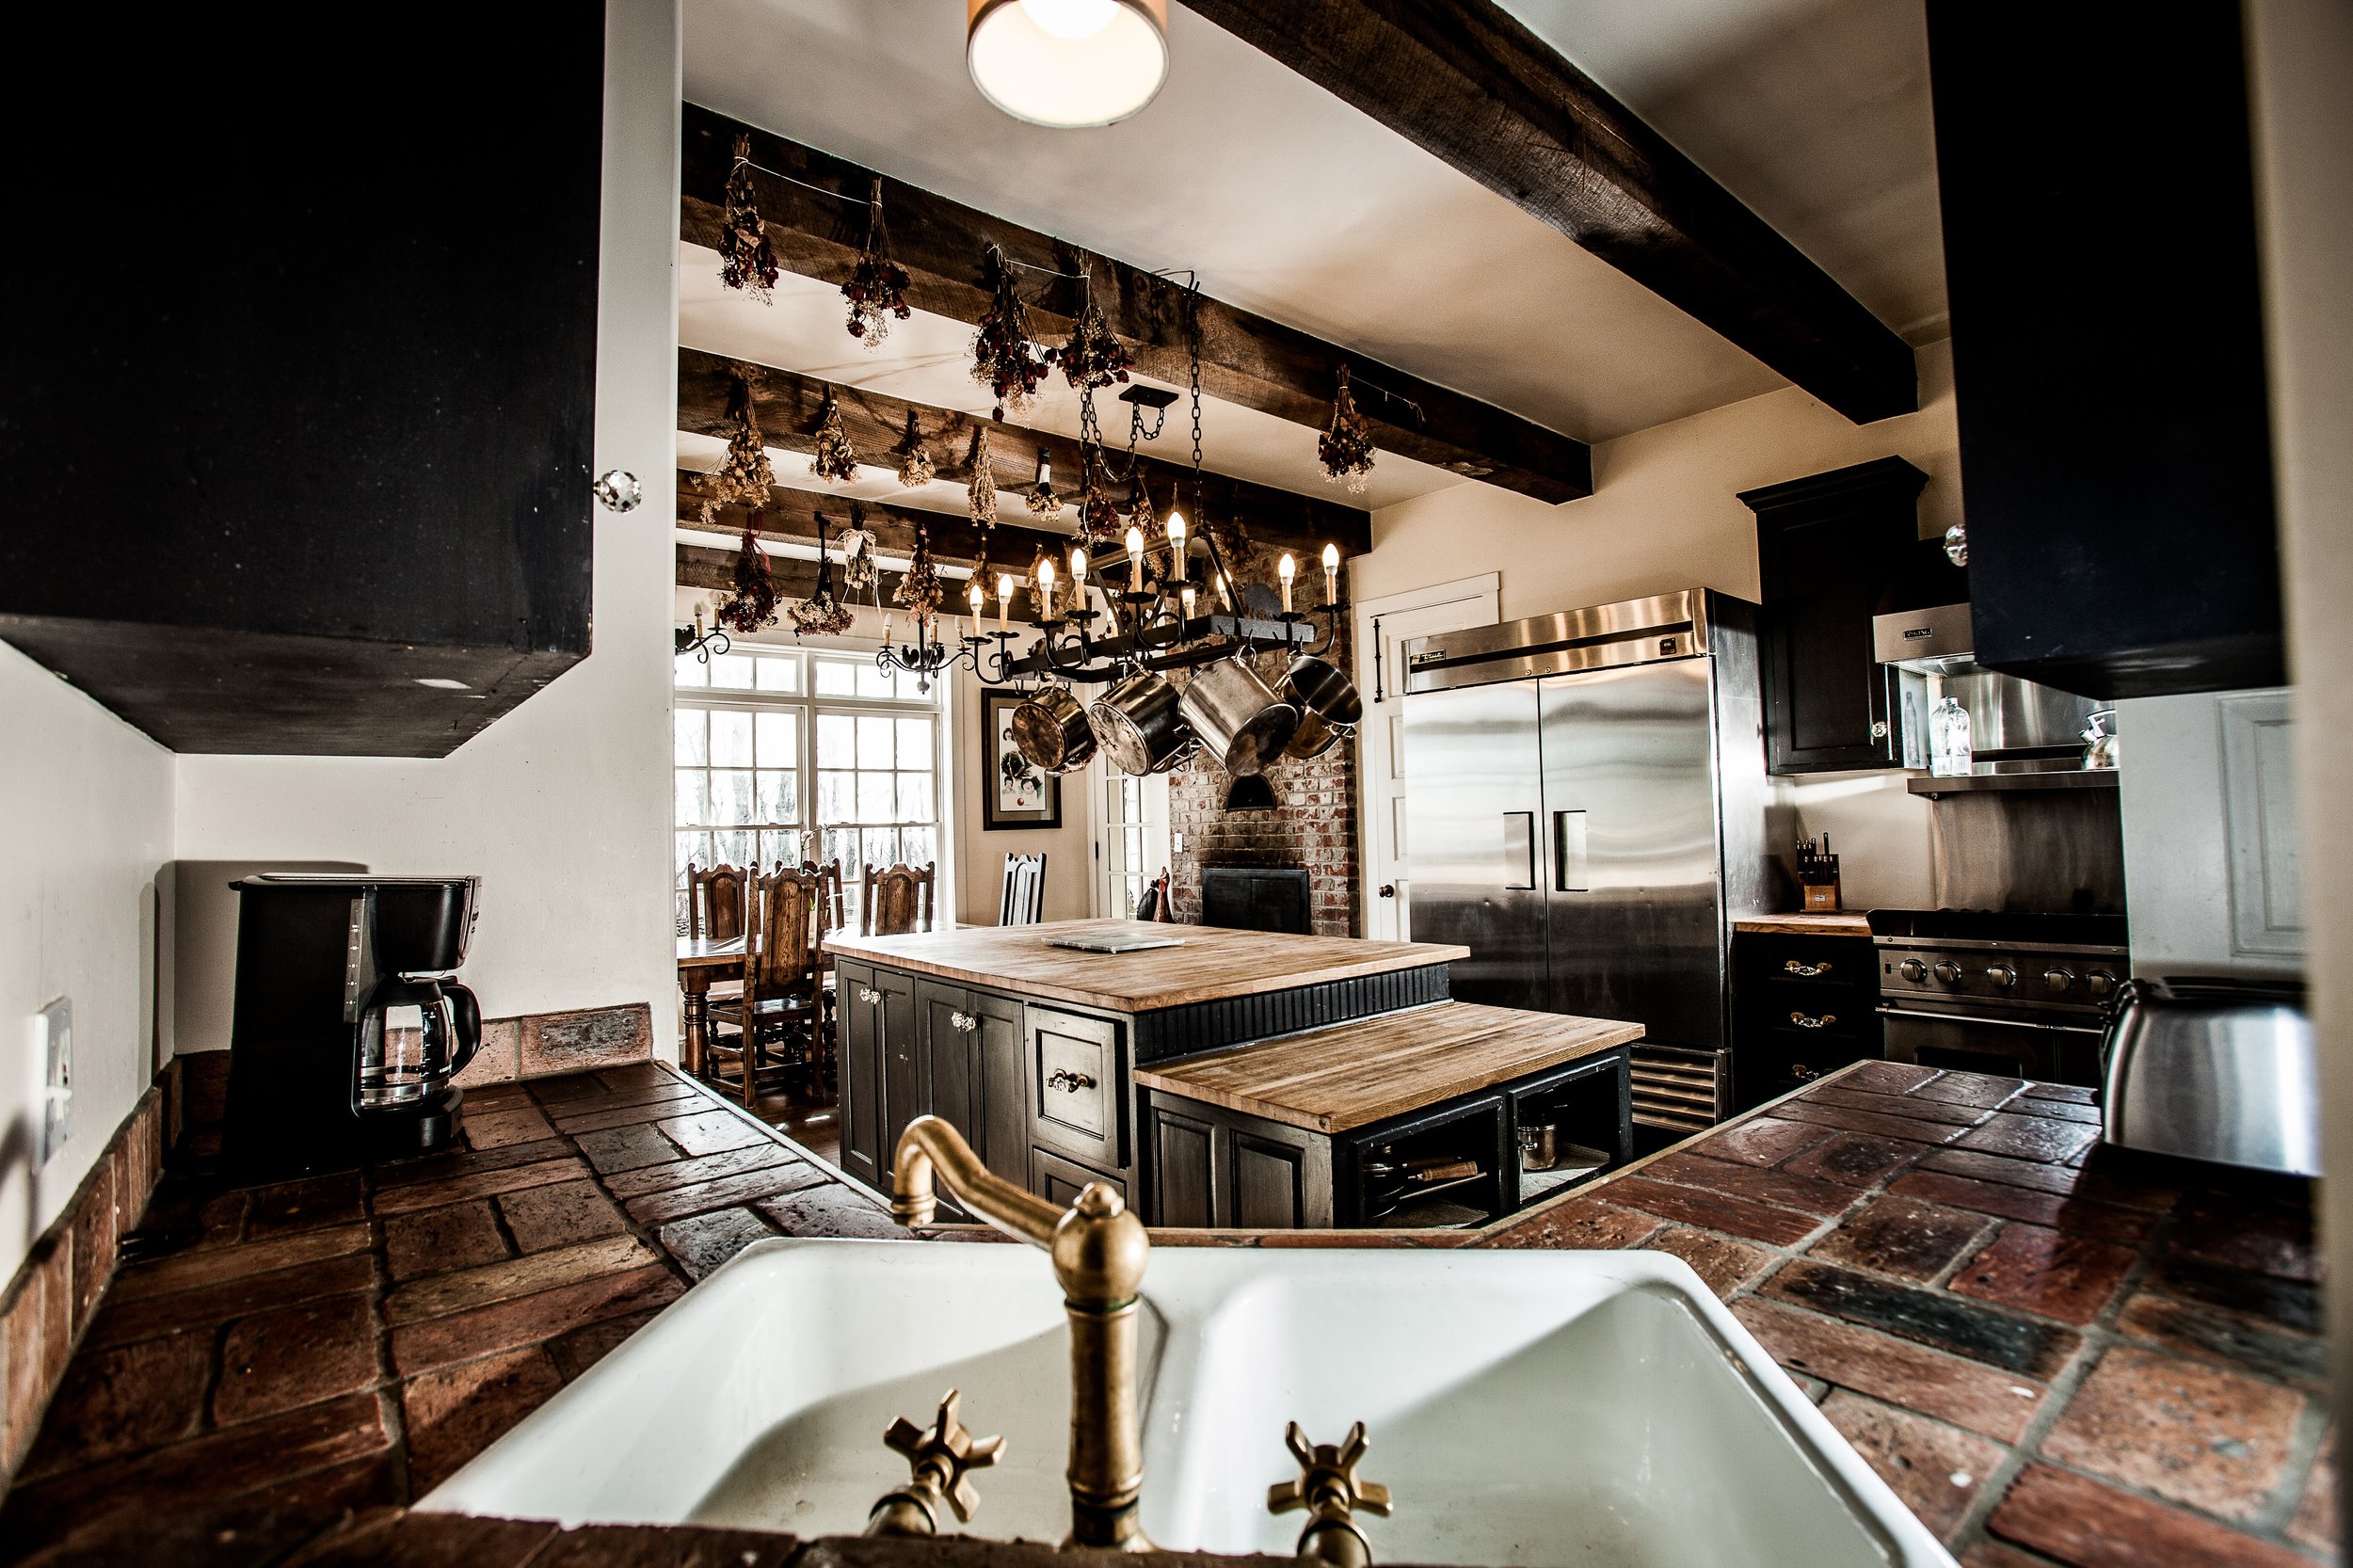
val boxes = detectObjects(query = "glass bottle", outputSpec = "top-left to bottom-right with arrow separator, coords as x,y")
1929,696 -> 1974,776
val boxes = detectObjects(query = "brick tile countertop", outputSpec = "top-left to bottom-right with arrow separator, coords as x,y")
1,1059 -> 2331,1568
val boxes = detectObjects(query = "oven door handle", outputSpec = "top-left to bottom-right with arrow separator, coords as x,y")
1877,1003 -> 2106,1036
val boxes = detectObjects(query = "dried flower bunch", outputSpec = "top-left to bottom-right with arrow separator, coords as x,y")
712,372 -> 776,511
971,251 -> 1048,421
718,134 -> 780,304
1052,278 -> 1135,391
895,412 -> 936,488
843,179 -> 912,349
838,502 -> 878,593
790,512 -> 856,637
809,388 -> 858,483
1318,365 -> 1377,493
717,521 -> 780,632
895,520 -> 945,625
966,426 -> 998,527
1080,475 -> 1124,544
1025,472 -> 1064,519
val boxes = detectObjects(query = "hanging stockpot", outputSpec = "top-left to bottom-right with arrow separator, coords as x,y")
1088,669 -> 1192,776
1279,653 -> 1364,760
1179,657 -> 1300,777
1009,683 -> 1096,774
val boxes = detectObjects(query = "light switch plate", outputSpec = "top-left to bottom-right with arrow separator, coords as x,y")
39,996 -> 72,1165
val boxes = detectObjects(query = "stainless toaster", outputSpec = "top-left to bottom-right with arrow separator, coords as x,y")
2101,976 -> 2317,1175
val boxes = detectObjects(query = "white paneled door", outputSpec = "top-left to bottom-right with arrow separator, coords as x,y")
1353,575 -> 1500,941
1093,763 -> 1171,920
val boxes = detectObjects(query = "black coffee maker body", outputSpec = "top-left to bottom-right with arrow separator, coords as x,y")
225,874 -> 483,1172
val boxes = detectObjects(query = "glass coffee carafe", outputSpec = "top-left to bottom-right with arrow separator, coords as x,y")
355,970 -> 481,1110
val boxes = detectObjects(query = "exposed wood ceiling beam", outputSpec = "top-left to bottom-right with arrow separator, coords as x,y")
1180,0 -> 1917,424
678,346 -> 1371,557
677,472 -> 1072,573
681,104 -> 1593,503
676,542 -> 1047,624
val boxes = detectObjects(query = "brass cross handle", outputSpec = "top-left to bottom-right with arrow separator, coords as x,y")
1269,1420 -> 1392,1567
866,1388 -> 1006,1537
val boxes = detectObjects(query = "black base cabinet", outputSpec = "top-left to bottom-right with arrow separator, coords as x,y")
1731,933 -> 1883,1110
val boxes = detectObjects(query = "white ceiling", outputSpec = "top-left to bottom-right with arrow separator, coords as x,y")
678,0 -> 1945,456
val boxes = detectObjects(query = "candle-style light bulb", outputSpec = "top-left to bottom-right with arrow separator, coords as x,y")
1070,547 -> 1088,584
997,572 -> 1013,633
1037,555 -> 1056,617
1124,525 -> 1144,591
1214,569 -> 1232,611
1181,584 -> 1197,621
968,582 -> 984,616
1322,542 -> 1340,606
1278,552 -> 1297,614
1166,509 -> 1186,551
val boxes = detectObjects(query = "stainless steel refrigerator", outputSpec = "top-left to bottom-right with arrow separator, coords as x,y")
1401,590 -> 1772,1133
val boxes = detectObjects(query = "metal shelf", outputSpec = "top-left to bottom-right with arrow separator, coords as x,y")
1905,769 -> 2120,797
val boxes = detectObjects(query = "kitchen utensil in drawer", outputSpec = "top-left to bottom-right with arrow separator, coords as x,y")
2103,976 -> 2315,1175
1516,1124 -> 1559,1171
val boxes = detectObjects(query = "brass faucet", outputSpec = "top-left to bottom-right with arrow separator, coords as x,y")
887,1115 -> 1153,1552
1269,1421 -> 1393,1568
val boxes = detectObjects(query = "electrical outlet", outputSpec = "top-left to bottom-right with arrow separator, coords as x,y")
39,997 -> 72,1165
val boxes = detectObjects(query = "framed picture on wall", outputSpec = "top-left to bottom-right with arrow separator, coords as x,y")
982,688 -> 1062,831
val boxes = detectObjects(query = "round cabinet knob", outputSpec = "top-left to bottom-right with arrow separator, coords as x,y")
1897,959 -> 1928,983
1985,965 -> 2017,988
1931,961 -> 1962,984
2085,970 -> 2118,1000
2042,968 -> 2077,994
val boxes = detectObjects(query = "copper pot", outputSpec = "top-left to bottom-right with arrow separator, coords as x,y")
1009,685 -> 1096,774
1178,659 -> 1300,777
1088,672 -> 1191,776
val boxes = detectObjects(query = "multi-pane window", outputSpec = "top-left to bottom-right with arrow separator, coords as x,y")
675,647 -> 943,929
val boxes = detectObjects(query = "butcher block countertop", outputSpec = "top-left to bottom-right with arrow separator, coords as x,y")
1134,1000 -> 1641,1133
1734,912 -> 1874,936
824,919 -> 1470,1013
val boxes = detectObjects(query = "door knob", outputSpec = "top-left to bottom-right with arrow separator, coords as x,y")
1377,885 -> 1396,899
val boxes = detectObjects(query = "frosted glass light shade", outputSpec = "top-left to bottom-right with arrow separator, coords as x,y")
967,0 -> 1169,129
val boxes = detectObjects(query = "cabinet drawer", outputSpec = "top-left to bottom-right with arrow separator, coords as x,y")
1758,984 -> 1870,1040
1028,1006 -> 1125,1167
1740,934 -> 1871,990
1760,1026 -> 1880,1094
1032,1147 -> 1128,1210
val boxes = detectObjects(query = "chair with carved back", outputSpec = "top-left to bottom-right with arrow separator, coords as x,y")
861,862 -> 935,937
704,866 -> 824,1109
685,862 -> 747,941
1000,853 -> 1047,926
801,858 -> 849,1089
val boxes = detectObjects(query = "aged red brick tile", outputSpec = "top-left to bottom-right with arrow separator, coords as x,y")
2003,1096 -> 2103,1125
214,1293 -> 380,1427
1961,1542 -> 2066,1568
542,1080 -> 706,1125
2041,1346 -> 2303,1520
463,1108 -> 557,1151
108,1224 -> 372,1304
1954,1112 -> 2100,1164
1834,1061 -> 1941,1096
238,1448 -> 402,1519
372,1157 -> 593,1216
659,1208 -> 779,1278
622,1160 -> 831,1227
2153,1256 -> 2323,1335
382,1201 -> 509,1283
372,1137 -> 574,1189
1889,1170 -> 2154,1244
84,1251 -> 377,1352
290,1509 -> 557,1568
1644,1151 -> 1860,1218
1481,1197 -> 1663,1252
244,1174 -> 366,1240
400,1344 -> 567,1492
519,1002 -> 652,1079
1920,1147 -> 2178,1211
2169,1192 -> 2320,1284
600,1141 -> 796,1200
1782,1131 -> 1929,1190
1590,1175 -> 1822,1247
2115,1292 -> 2328,1390
1644,1226 -> 1771,1298
385,1235 -> 661,1327
1762,1259 -> 2083,1378
652,1109 -> 775,1158
391,1264 -> 682,1377
1951,1224 -> 2136,1326
1989,1463 -> 2313,1568
527,1069 -> 613,1102
1771,1099 -> 1972,1147
530,1523 -> 802,1568
67,1159 -> 117,1336
1699,1115 -> 1834,1168
1733,1300 -> 2047,1442
547,1309 -> 663,1383
1809,1195 -> 1994,1282
755,1185 -> 906,1240
1804,1084 -> 1994,1128
497,1180 -> 628,1254
2287,1426 -> 2336,1553
572,1122 -> 687,1176
1820,1389 -> 2003,1540
1908,1072 -> 2027,1112
14,1331 -> 211,1482
549,1098 -> 713,1136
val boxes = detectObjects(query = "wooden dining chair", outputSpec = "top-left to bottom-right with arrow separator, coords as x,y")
685,862 -> 747,941
801,858 -> 849,1089
861,862 -> 936,936
704,866 -> 824,1109
1000,853 -> 1047,926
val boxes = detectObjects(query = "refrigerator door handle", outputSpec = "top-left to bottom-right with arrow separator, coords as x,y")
1503,811 -> 1538,890
1554,809 -> 1589,892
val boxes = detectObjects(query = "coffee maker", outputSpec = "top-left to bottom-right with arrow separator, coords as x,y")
224,873 -> 483,1172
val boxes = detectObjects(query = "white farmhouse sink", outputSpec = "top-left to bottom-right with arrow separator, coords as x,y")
424,1240 -> 1955,1568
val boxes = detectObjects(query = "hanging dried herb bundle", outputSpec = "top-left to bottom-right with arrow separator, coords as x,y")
716,520 -> 780,632
895,520 -> 945,626
1079,474 -> 1123,544
838,502 -> 878,594
1317,365 -> 1377,493
842,179 -> 912,349
966,426 -> 998,527
970,251 -> 1048,421
1051,278 -> 1135,390
712,372 -> 776,511
894,412 -> 936,488
809,388 -> 858,483
790,511 -> 856,637
1024,474 -> 1064,519
717,134 -> 780,304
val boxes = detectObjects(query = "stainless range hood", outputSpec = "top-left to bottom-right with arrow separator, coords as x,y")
1874,603 -> 2105,772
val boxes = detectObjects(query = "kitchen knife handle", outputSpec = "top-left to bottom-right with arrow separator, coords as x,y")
1554,810 -> 1589,893
1503,812 -> 1537,890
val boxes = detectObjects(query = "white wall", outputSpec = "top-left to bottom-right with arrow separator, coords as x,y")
1358,339 -> 1962,908
173,0 -> 684,1053
0,642 -> 175,1284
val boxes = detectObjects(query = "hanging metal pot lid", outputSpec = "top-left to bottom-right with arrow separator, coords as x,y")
1285,654 -> 1363,727
1178,658 -> 1299,778
1009,684 -> 1096,775
1088,670 -> 1191,776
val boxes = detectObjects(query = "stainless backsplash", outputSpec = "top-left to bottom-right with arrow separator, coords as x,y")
1929,790 -> 2126,914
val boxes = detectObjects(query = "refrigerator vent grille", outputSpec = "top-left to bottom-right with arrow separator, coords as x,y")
1629,1043 -> 1730,1133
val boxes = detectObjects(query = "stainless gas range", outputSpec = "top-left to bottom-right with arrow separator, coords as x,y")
1867,910 -> 2128,1086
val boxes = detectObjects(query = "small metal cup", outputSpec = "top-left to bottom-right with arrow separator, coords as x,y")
1516,1124 -> 1558,1172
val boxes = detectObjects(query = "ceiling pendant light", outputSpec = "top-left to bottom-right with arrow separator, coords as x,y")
967,0 -> 1169,129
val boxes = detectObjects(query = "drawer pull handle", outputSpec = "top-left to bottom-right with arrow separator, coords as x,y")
1791,1064 -> 1824,1081
857,986 -> 881,1004
1789,1011 -> 1837,1030
1046,1068 -> 1096,1094
1783,959 -> 1833,978
950,1011 -> 977,1032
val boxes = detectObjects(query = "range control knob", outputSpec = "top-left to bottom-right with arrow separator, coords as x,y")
1897,959 -> 1928,983
1930,961 -> 1962,984
2085,969 -> 2118,1000
1985,965 -> 2018,988
2042,968 -> 2077,994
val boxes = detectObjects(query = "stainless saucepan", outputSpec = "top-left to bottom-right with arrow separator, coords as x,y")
1009,685 -> 1096,774
1280,653 -> 1363,760
1179,658 -> 1300,777
1088,671 -> 1192,776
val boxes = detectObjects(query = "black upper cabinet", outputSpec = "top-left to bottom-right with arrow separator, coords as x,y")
1744,458 -> 1938,776
0,10 -> 606,755
1925,4 -> 2281,699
